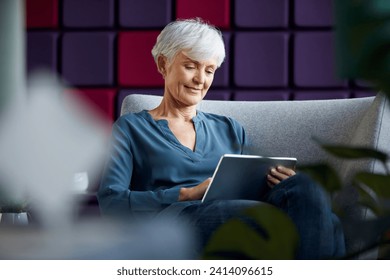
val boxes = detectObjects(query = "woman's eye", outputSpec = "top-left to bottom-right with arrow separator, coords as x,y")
185,65 -> 195,69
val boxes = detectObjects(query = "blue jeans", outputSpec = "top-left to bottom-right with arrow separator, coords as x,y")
175,173 -> 346,259
264,173 -> 345,259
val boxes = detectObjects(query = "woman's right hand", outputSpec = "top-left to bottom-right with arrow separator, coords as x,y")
179,177 -> 212,201
267,165 -> 296,188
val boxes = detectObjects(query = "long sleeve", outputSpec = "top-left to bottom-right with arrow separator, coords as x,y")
97,119 -> 181,218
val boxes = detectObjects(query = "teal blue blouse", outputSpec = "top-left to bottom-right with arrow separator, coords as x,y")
97,110 -> 246,218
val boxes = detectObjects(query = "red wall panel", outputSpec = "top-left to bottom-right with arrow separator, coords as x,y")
176,0 -> 230,29
26,0 -> 58,28
118,31 -> 164,87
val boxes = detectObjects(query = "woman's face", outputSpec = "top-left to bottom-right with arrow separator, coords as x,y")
162,51 -> 217,107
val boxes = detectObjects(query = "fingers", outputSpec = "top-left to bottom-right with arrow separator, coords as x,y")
204,177 -> 212,185
267,166 -> 296,188
193,177 -> 212,199
267,174 -> 280,187
179,178 -> 212,201
274,166 -> 296,178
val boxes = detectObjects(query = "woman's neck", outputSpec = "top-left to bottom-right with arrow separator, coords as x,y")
149,97 -> 197,122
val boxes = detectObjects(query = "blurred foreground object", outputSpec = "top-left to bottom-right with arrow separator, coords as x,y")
0,1 -> 197,260
0,213 -> 28,227
0,0 -> 26,109
334,0 -> 390,96
0,72 -> 109,229
0,217 -> 196,259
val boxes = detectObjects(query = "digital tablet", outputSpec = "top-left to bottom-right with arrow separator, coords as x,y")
201,154 -> 297,203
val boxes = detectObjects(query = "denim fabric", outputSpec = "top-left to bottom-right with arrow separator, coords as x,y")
264,173 -> 345,259
175,173 -> 346,260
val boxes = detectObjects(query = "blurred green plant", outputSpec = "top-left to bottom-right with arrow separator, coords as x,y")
300,142 -> 390,259
334,0 -> 390,98
202,204 -> 299,260
332,0 -> 390,258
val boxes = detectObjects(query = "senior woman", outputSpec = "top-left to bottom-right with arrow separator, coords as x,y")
97,18 -> 345,259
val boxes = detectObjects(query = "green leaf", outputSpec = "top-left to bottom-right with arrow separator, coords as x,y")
322,145 -> 388,163
299,163 -> 342,193
356,183 -> 384,216
202,204 -> 299,260
314,140 -> 388,164
355,172 -> 390,198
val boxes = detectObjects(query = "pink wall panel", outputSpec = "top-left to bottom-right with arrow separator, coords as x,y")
68,88 -> 117,123
118,31 -> 164,87
176,0 -> 230,29
26,0 -> 58,28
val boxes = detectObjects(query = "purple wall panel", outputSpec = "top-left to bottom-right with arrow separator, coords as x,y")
295,0 -> 333,27
119,0 -> 172,28
62,32 -> 115,86
234,91 -> 290,101
294,32 -> 347,87
234,32 -> 289,87
213,32 -> 230,87
235,0 -> 289,28
204,90 -> 231,100
293,91 -> 350,100
117,89 -> 164,117
27,32 -> 58,74
63,0 -> 115,27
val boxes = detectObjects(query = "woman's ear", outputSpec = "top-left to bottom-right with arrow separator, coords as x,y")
157,56 -> 167,77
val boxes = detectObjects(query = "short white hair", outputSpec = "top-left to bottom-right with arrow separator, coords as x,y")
151,18 -> 226,68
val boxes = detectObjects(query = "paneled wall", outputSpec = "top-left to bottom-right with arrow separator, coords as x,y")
26,0 -> 375,123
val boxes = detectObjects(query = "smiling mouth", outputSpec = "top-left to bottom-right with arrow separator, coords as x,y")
185,86 -> 202,91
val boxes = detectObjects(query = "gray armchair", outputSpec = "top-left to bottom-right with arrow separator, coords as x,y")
121,93 -> 390,258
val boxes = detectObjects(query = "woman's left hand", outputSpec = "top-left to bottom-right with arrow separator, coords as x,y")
179,177 -> 212,201
267,166 -> 296,188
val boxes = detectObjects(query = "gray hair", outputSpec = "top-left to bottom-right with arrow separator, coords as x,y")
151,18 -> 226,68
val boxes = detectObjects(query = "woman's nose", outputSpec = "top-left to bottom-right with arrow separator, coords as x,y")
193,70 -> 205,84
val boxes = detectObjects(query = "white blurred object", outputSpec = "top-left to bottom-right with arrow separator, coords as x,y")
0,212 -> 28,226
73,172 -> 89,193
0,217 -> 198,260
0,71 -> 109,229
